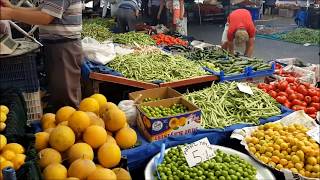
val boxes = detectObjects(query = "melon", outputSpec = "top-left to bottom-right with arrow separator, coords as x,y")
83,125 -> 107,148
68,143 -> 94,163
115,127 -> 137,149
38,148 -> 62,168
35,132 -> 50,151
86,112 -> 105,128
49,126 -> 75,152
87,168 -> 117,180
98,143 -> 121,168
43,163 -> 67,180
68,111 -> 90,134
68,158 -> 96,179
55,106 -> 76,124
79,98 -> 100,114
90,94 -> 107,107
112,168 -> 132,180
104,109 -> 127,132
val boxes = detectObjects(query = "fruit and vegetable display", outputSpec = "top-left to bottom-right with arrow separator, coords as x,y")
185,48 -> 271,75
0,135 -> 26,178
152,34 -> 188,46
163,45 -> 190,54
245,122 -> 320,178
257,79 -> 320,119
184,82 -> 281,128
0,105 -> 9,132
83,18 -> 116,29
140,104 -> 188,118
155,146 -> 257,180
143,97 -> 162,103
113,32 -> 155,46
35,94 -> 134,180
280,28 -> 320,45
82,21 -> 114,42
107,52 -> 208,82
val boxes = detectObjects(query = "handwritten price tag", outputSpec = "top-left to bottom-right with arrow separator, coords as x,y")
307,125 -> 320,144
181,138 -> 215,167
237,83 -> 254,95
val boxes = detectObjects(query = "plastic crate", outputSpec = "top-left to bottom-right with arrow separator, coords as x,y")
203,67 -> 249,82
81,59 -> 123,80
0,53 -> 40,93
247,62 -> 275,78
22,89 -> 42,124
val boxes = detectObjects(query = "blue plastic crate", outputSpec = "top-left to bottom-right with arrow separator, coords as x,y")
81,59 -> 123,80
247,62 -> 275,78
0,53 -> 39,93
203,66 -> 249,82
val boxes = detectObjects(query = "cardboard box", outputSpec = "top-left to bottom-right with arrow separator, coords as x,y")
136,97 -> 202,142
129,87 -> 182,104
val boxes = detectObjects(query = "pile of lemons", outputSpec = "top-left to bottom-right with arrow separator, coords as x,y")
0,105 -> 9,132
35,93 -> 134,180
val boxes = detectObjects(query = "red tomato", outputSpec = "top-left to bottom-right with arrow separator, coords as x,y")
296,93 -> 304,101
278,81 -> 289,91
297,85 -> 308,95
286,77 -> 295,83
276,96 -> 287,104
306,107 -> 317,114
304,96 -> 312,104
257,83 -> 267,89
312,96 -> 320,103
278,92 -> 288,97
308,113 -> 317,119
268,90 -> 277,99
285,88 -> 295,96
283,101 -> 291,108
308,89 -> 318,97
310,103 -> 320,110
301,102 -> 307,107
288,94 -> 298,101
292,105 -> 305,111
292,99 -> 303,106
288,83 -> 297,91
301,82 -> 311,89
268,84 -> 275,91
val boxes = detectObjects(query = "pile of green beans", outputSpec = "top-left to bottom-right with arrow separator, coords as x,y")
112,32 -> 155,45
82,22 -> 113,42
155,146 -> 257,180
108,52 -> 208,82
83,17 -> 116,29
184,82 -> 281,129
280,28 -> 320,45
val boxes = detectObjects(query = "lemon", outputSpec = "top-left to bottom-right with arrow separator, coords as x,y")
0,112 -> 7,123
0,134 -> 7,150
0,105 -> 9,115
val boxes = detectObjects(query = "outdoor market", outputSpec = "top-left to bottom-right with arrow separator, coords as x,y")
0,0 -> 319,179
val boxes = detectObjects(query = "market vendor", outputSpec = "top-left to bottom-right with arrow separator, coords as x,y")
0,20 -> 12,37
0,0 -> 83,110
116,0 -> 141,32
157,0 -> 185,35
221,9 -> 255,57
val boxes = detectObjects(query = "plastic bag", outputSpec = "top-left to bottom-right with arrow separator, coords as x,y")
118,100 -> 137,127
81,37 -> 116,65
303,64 -> 320,83
274,65 -> 317,86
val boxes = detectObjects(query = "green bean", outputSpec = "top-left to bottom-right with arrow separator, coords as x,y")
280,28 -> 320,45
112,32 -> 155,46
107,52 -> 208,82
184,82 -> 281,129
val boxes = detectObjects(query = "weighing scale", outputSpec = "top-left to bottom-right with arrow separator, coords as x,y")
0,34 -> 19,55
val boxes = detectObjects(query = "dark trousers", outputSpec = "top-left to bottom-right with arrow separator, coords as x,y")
117,8 -> 137,33
150,6 -> 167,25
43,39 -> 83,110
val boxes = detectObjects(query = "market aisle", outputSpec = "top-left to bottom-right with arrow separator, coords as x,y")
188,23 -> 319,64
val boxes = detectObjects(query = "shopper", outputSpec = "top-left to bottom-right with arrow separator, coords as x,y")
0,0 -> 83,110
148,0 -> 166,25
116,0 -> 141,32
157,0 -> 185,34
221,9 -> 255,57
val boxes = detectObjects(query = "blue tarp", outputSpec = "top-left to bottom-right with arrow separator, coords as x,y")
122,106 -> 293,170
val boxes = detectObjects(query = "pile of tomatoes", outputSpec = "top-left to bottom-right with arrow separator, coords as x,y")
258,77 -> 320,119
152,34 -> 188,46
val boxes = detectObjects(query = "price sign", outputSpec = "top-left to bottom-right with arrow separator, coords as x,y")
307,125 -> 320,144
181,138 -> 216,167
237,83 -> 254,95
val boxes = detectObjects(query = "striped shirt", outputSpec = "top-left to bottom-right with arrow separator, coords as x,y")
39,0 -> 82,39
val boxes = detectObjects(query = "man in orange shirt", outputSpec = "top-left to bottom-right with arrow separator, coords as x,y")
221,9 -> 256,57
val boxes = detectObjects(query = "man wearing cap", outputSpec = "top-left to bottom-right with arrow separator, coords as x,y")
0,0 -> 83,110
221,9 -> 256,57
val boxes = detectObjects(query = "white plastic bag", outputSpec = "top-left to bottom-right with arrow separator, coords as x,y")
303,64 -> 320,83
82,37 -> 116,65
118,100 -> 137,127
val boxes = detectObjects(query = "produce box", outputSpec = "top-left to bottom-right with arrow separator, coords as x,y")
136,97 -> 201,142
129,87 -> 182,104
